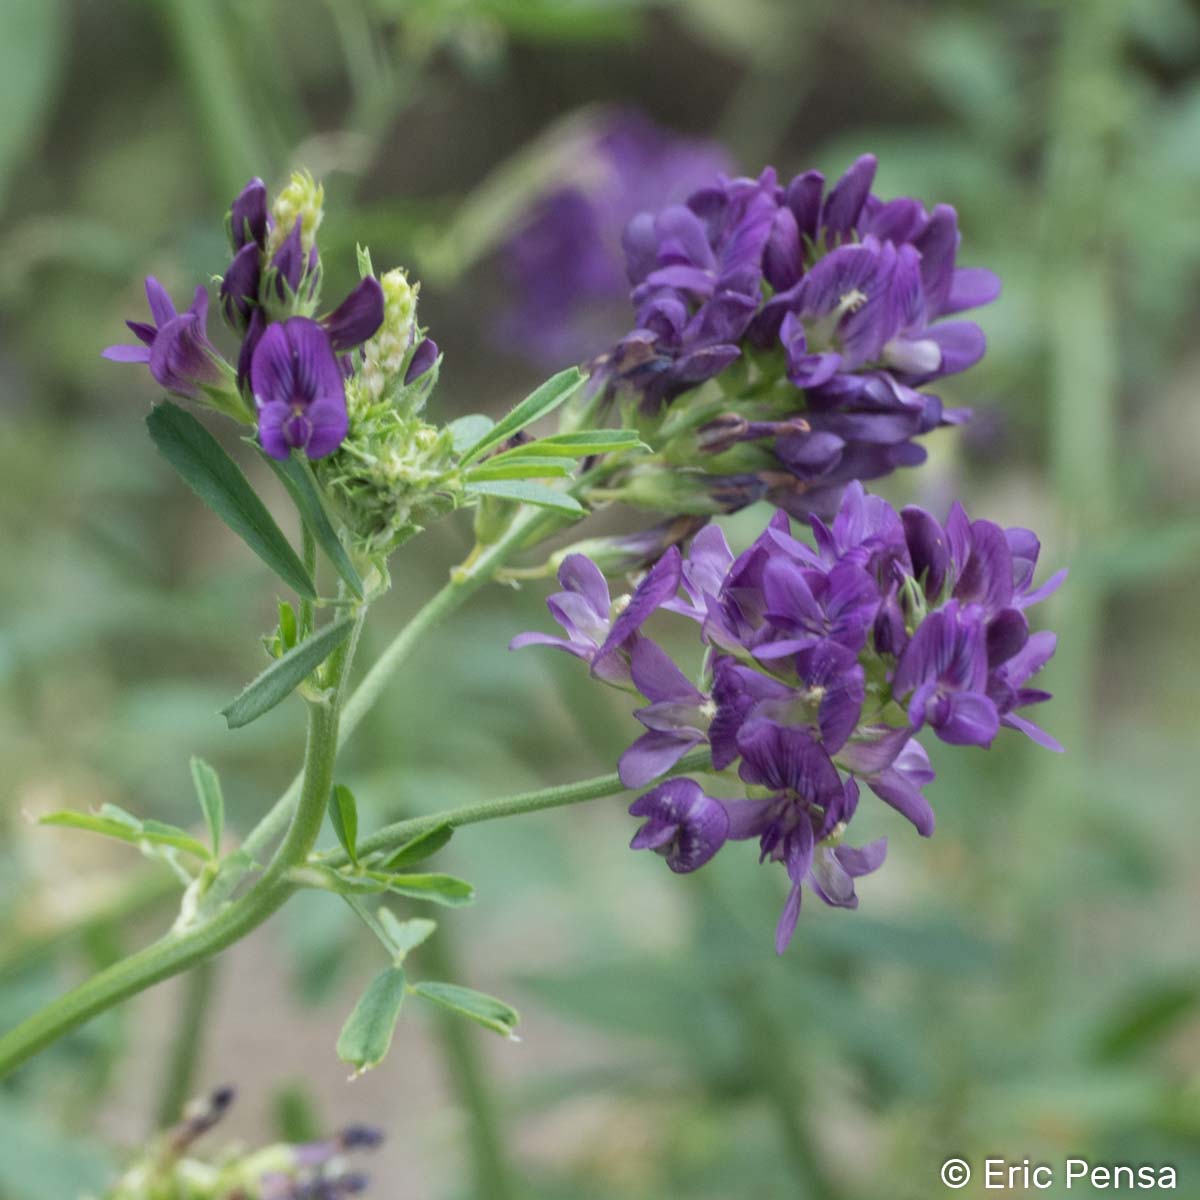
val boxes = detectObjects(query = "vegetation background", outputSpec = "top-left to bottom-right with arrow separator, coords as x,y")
1,0 -> 1198,1196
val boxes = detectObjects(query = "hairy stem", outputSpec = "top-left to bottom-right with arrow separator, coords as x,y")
0,739 -> 710,1077
0,611 -> 360,1079
242,506 -> 552,862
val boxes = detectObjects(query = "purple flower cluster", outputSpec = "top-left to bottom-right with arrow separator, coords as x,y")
513,483 -> 1062,952
499,111 -> 732,367
105,177 -> 393,461
597,155 -> 1000,516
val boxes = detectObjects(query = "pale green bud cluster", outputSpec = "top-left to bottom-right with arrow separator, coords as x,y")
266,169 -> 325,257
358,268 -> 419,403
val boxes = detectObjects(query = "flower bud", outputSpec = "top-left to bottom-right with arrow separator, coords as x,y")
267,169 -> 325,259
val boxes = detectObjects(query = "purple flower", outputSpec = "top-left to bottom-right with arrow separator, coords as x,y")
628,778 -> 730,873
229,177 -> 270,251
499,111 -> 732,366
619,639 -> 711,787
592,154 -> 999,514
510,549 -> 680,686
103,278 -> 227,400
250,317 -> 348,460
404,337 -> 438,384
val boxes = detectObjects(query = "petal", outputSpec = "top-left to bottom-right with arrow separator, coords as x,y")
594,547 -> 682,669
630,638 -> 704,704
944,266 -> 1001,314
556,554 -> 611,623
986,607 -> 1028,667
249,322 -> 296,408
784,170 -> 825,241
619,730 -> 702,788
933,691 -> 999,747
230,177 -> 270,250
323,276 -> 385,351
955,519 -> 1015,612
144,276 -> 177,328
913,203 -> 958,314
836,837 -> 887,877
925,321 -> 986,377
820,155 -> 877,238
405,338 -> 438,384
775,882 -> 803,954
286,317 -> 345,406
303,394 -> 349,458
256,400 -> 293,460
763,206 -> 803,290
1002,711 -> 1064,753
101,343 -> 152,363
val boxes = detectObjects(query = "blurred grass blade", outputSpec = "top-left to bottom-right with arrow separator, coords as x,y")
220,616 -> 354,729
189,756 -> 224,855
147,402 -> 316,599
411,981 -> 520,1039
336,965 -> 407,1075
463,480 -> 584,515
260,449 -> 364,600
460,368 -> 585,463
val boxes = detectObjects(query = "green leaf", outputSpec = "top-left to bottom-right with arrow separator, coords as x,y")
336,965 -> 407,1074
377,912 -> 437,959
40,810 -> 212,861
490,429 -> 648,458
380,872 -> 475,907
411,981 -> 520,1039
465,455 -> 576,482
260,450 -> 364,600
447,414 -> 495,454
379,823 -> 454,871
463,480 -> 584,516
328,784 -> 359,867
220,616 -> 354,729
278,600 -> 298,650
460,367 -> 585,463
147,402 -> 316,598
189,757 -> 224,855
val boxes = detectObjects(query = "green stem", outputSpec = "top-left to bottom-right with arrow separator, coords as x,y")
0,615 -> 358,1079
242,506 -> 552,862
154,958 -> 218,1130
0,742 -> 709,1078
345,747 -> 713,865
423,933 -> 525,1200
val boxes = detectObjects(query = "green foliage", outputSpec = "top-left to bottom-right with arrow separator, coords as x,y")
220,615 -> 355,728
336,964 -> 408,1074
378,823 -> 454,871
463,479 -> 585,515
260,449 -> 366,600
147,402 -> 316,599
411,981 -> 520,1039
189,756 -> 224,855
459,367 -> 586,462
40,804 -> 212,863
328,783 -> 360,866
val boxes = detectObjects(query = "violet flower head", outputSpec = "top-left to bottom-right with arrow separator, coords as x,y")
102,277 -> 227,400
516,479 -> 1061,949
499,110 -> 732,366
250,316 -> 348,460
594,154 -> 1001,517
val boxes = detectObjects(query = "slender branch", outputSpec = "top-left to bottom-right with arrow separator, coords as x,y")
242,506 -> 553,862
343,747 -> 714,866
0,610 -> 362,1079
154,958 -> 218,1130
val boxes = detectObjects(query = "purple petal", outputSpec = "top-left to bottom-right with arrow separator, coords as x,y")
594,547 -> 682,670
556,554 -> 612,623
820,155 -> 877,238
933,690 -> 999,747
784,170 -> 824,241
775,882 -> 803,955
1002,711 -> 1064,753
630,638 -> 704,704
944,266 -> 1001,314
913,204 -> 958,314
835,837 -> 887,877
219,243 -> 261,331
619,729 -> 702,788
405,338 -> 438,384
102,343 -> 152,363
925,321 -> 986,377
144,277 -> 177,328
230,177 -> 269,250
323,276 -> 385,352
303,395 -> 349,458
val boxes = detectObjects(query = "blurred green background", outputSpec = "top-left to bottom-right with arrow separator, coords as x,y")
2,0 -> 1199,1196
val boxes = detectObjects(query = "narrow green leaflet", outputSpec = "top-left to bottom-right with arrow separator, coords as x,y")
259,450 -> 364,600
447,414 -> 494,454
463,480 -> 584,516
336,965 -> 407,1075
328,784 -> 359,867
411,981 -> 520,1039
146,401 -> 316,598
383,872 -> 475,907
190,757 -> 224,855
40,809 -> 212,861
488,429 -> 648,458
459,367 -> 585,463
377,912 -> 437,959
464,455 -> 576,482
220,615 -> 354,729
378,823 -> 453,871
